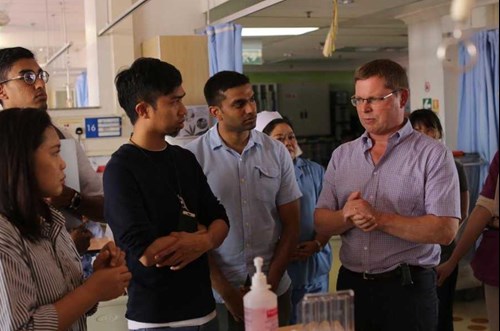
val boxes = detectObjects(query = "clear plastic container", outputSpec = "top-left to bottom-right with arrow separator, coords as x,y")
297,290 -> 354,331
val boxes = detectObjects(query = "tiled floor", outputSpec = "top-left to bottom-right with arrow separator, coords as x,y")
454,290 -> 490,331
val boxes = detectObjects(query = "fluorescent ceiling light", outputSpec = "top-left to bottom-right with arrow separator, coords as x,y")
242,27 -> 318,37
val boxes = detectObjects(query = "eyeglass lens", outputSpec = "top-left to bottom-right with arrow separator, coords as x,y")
23,71 -> 49,84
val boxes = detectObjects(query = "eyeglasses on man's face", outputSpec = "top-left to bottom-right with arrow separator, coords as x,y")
350,89 -> 401,107
0,70 -> 50,85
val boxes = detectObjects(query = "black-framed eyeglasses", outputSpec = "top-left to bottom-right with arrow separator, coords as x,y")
0,70 -> 50,85
350,89 -> 401,107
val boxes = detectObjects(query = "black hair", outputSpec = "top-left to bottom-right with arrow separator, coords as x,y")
354,59 -> 409,91
0,47 -> 36,106
0,108 -> 53,240
204,71 -> 250,107
262,118 -> 294,136
115,57 -> 182,124
408,108 -> 443,139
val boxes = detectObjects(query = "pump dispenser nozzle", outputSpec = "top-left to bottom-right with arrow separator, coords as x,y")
244,256 -> 278,330
251,257 -> 270,290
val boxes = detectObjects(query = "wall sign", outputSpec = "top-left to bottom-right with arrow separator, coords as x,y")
423,98 -> 432,109
85,117 -> 121,138
432,99 -> 440,112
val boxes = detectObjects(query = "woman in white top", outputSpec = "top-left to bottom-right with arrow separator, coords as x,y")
0,108 -> 131,331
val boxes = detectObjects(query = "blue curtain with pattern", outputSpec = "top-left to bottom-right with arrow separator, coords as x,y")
204,23 -> 243,76
457,29 -> 499,200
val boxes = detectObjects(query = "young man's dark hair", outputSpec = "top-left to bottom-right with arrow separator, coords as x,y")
0,47 -> 35,82
115,57 -> 182,124
354,58 -> 409,91
203,70 -> 250,107
0,47 -> 36,107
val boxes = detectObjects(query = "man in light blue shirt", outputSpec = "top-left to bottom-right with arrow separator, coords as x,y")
185,71 -> 301,330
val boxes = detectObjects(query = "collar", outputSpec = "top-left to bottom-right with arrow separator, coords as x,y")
361,119 -> 414,151
208,124 -> 263,152
40,205 -> 65,240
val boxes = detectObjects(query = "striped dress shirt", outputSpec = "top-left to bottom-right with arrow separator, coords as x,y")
0,207 -> 88,331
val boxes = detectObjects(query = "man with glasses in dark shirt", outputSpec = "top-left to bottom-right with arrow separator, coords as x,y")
315,59 -> 461,331
0,46 -> 104,257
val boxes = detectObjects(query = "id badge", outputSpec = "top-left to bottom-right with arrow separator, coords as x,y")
177,210 -> 197,233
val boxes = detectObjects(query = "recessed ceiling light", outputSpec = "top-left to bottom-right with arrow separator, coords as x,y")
242,27 -> 318,37
339,0 -> 354,4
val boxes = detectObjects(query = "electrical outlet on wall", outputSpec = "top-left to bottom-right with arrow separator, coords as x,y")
51,117 -> 86,139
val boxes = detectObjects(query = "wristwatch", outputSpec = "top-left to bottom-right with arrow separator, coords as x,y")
68,191 -> 82,211
314,239 -> 323,252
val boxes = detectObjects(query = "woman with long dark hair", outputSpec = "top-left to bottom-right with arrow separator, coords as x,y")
0,108 -> 131,331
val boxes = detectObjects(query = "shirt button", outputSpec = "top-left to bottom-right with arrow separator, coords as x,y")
370,195 -> 374,200
364,246 -> 368,250
373,172 -> 377,176
241,178 -> 245,183
243,200 -> 247,204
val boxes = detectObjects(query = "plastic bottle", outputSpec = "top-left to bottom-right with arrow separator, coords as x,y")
244,257 -> 278,331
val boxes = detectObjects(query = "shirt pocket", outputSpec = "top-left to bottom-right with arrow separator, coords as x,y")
380,173 -> 422,216
253,165 -> 280,202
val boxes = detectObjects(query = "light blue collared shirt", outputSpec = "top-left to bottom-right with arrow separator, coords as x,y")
186,125 -> 302,302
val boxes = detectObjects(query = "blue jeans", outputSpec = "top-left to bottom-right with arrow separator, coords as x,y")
131,316 -> 218,331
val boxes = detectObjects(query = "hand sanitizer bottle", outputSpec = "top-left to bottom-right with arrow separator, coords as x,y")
244,257 -> 278,331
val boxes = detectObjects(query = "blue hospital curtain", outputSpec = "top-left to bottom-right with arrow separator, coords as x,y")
75,71 -> 89,107
457,29 -> 499,198
204,23 -> 243,75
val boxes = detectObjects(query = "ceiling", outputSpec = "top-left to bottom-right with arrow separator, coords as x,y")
0,0 -> 455,73
231,0 -> 453,71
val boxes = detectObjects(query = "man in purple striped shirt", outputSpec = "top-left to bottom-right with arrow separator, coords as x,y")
315,59 -> 460,331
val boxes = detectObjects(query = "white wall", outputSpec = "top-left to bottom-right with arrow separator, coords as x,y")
51,0 -> 210,156
132,1 -> 207,57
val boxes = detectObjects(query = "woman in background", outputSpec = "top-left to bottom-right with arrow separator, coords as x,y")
437,151 -> 499,331
0,108 -> 131,331
257,111 -> 332,324
409,108 -> 469,331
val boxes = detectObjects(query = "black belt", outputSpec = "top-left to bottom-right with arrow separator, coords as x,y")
344,264 -> 427,282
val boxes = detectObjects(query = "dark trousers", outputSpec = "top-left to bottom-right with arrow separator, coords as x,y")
437,265 -> 459,331
215,287 -> 292,331
337,265 -> 438,331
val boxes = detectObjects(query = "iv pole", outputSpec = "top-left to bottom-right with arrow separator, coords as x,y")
437,0 -> 478,72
